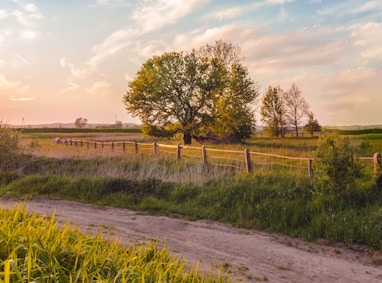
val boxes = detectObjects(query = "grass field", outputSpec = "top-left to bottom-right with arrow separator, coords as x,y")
1,128 -> 382,281
0,203 -> 228,282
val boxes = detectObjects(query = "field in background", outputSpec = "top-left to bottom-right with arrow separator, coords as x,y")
20,128 -> 382,183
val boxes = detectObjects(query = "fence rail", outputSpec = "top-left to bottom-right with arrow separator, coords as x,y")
55,138 -> 381,178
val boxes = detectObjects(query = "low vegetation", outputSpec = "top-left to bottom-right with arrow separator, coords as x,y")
1,126 -> 382,281
0,203 -> 227,282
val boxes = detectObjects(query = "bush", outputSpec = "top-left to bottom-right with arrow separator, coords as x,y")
313,135 -> 362,208
0,124 -> 21,171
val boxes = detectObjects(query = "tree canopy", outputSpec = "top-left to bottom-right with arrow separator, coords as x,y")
283,83 -> 309,137
260,86 -> 286,137
260,84 -> 315,137
123,41 -> 259,144
74,117 -> 88,129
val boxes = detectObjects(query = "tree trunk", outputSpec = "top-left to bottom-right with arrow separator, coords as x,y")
183,132 -> 192,145
295,124 -> 299,137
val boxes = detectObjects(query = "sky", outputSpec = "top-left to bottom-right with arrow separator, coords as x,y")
0,0 -> 381,127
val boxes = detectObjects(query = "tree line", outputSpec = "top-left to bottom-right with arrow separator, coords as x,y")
261,84 -> 320,138
123,40 -> 320,145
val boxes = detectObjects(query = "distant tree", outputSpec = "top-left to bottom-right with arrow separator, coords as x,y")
304,111 -> 321,137
260,86 -> 287,137
74,117 -> 88,129
283,83 -> 309,137
123,40 -> 258,144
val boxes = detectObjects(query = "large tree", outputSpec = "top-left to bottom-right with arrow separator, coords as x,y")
260,86 -> 286,137
283,83 -> 309,137
124,41 -> 258,144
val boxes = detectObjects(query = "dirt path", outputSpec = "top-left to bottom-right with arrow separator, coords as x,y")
1,198 -> 382,282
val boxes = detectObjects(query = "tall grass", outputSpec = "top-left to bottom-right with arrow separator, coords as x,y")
0,203 -> 228,282
2,170 -> 382,250
3,132 -> 382,252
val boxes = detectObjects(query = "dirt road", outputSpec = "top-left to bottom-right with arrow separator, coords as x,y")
1,197 -> 382,282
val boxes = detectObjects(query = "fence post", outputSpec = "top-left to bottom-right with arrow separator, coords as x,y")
111,141 -> 114,152
177,143 -> 181,160
153,142 -> 157,156
245,148 -> 252,173
94,141 -> 97,149
374,152 -> 381,177
122,141 -> 125,152
202,145 -> 207,166
102,142 -> 104,150
134,141 -> 138,154
308,159 -> 313,178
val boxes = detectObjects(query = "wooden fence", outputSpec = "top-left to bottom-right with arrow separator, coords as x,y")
56,138 -> 381,178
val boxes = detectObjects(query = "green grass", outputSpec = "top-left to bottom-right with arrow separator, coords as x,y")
2,131 -> 382,255
0,203 -> 229,282
2,168 -> 382,250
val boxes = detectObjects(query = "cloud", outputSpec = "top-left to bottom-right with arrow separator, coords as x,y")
318,68 -> 382,124
266,0 -> 295,4
67,0 -> 206,79
0,9 -> 8,19
132,0 -> 206,33
88,28 -> 137,69
85,80 -> 111,96
203,5 -> 257,21
91,0 -> 128,7
204,0 -> 294,21
19,29 -> 38,40
10,96 -> 35,102
59,80 -> 79,94
350,1 -> 382,14
15,54 -> 29,65
0,1 -> 43,42
0,74 -> 21,90
59,57 -> 67,68
60,28 -> 137,79
12,2 -> 43,27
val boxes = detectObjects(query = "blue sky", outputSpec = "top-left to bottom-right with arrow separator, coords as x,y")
0,0 -> 381,126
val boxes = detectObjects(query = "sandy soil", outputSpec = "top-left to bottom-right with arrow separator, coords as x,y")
1,197 -> 382,283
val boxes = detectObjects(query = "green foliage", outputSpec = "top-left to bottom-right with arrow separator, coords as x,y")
334,128 -> 382,135
141,123 -> 179,139
74,117 -> 88,128
283,83 -> 309,137
313,135 -> 362,206
2,164 -> 382,250
123,41 -> 258,144
0,204 -> 227,282
0,124 -> 21,171
260,86 -> 286,137
304,112 -> 321,137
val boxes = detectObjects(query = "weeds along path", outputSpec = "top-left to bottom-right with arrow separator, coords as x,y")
1,198 -> 382,282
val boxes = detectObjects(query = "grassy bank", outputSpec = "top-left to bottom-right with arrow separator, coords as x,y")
0,203 -> 228,282
1,164 -> 382,250
2,130 -> 382,256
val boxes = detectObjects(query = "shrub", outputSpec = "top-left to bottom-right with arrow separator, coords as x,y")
313,135 -> 362,208
0,124 -> 21,171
